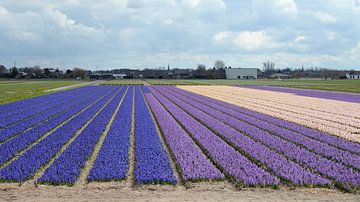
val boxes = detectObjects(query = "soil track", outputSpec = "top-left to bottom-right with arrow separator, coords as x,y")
0,182 -> 359,202
43,81 -> 103,92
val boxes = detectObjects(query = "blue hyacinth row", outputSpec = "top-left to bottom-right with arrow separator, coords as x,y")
134,86 -> 176,184
87,86 -> 133,182
37,87 -> 126,185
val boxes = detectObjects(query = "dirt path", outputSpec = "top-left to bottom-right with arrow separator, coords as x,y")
43,81 -> 103,92
0,182 -> 359,202
141,80 -> 151,86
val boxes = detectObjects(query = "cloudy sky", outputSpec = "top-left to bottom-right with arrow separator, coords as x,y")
0,0 -> 360,70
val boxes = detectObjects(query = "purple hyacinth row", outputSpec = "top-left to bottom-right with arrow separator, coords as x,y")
152,87 -> 329,186
144,92 -> 224,182
241,86 -> 360,103
0,87 -> 91,127
149,87 -> 279,186
0,87 -> 114,166
87,87 -> 133,182
38,87 -> 126,185
159,87 -> 360,187
0,87 -> 104,143
134,86 -> 176,184
0,86 -> 89,115
171,89 -> 360,169
168,87 -> 360,155
0,87 -> 118,182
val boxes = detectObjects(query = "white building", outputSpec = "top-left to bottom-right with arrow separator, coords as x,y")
225,68 -> 257,79
113,74 -> 127,79
346,72 -> 360,80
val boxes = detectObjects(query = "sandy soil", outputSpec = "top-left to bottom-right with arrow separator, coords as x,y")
0,182 -> 359,202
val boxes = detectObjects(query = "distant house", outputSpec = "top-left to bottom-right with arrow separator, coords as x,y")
90,73 -> 113,80
346,71 -> 360,79
113,74 -> 127,80
225,68 -> 257,79
174,69 -> 192,79
268,73 -> 291,79
44,68 -> 63,78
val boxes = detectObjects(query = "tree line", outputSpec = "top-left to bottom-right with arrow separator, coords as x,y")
0,65 -> 88,79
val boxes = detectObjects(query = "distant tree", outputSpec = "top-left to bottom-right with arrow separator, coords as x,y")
66,69 -> 73,74
197,64 -> 206,70
32,66 -> 43,77
64,69 -> 73,79
195,64 -> 207,79
214,60 -> 226,69
72,68 -> 86,79
262,61 -> 275,71
262,61 -> 275,76
43,68 -> 51,77
10,67 -> 19,78
282,67 -> 291,73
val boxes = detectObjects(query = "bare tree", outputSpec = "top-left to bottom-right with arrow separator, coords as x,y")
195,64 -> 207,79
197,64 -> 206,70
214,60 -> 226,69
262,61 -> 275,76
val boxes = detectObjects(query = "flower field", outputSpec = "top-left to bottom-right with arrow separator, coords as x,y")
0,85 -> 360,192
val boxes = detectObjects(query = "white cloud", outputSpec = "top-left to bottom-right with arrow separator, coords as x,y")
252,0 -> 298,19
0,6 -> 7,16
272,0 -> 298,15
118,28 -> 136,44
50,10 -> 76,27
0,0 -> 359,69
182,0 -> 200,8
294,36 -> 306,43
233,31 -> 278,50
181,0 -> 226,9
213,31 -> 229,43
325,31 -> 336,40
10,31 -> 40,41
313,11 -> 337,24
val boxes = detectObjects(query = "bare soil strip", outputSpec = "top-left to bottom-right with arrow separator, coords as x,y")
43,81 -> 103,92
76,86 -> 129,187
125,86 -> 136,188
1,182 -> 359,202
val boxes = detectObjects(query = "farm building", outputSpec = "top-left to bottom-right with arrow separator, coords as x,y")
346,71 -> 360,79
225,68 -> 257,79
113,74 -> 127,79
